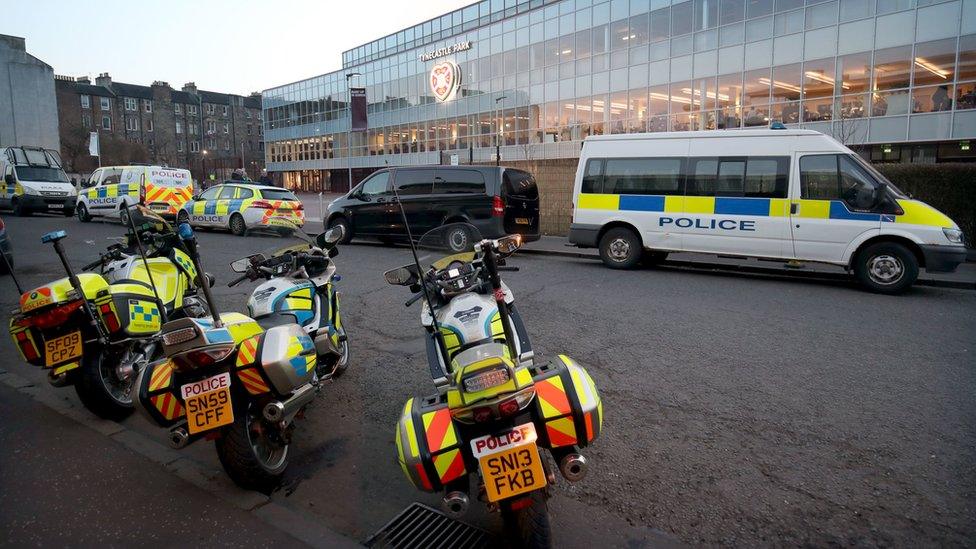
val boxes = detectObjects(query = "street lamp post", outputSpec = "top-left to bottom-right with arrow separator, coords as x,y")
495,95 -> 507,167
202,149 -> 209,189
345,72 -> 362,191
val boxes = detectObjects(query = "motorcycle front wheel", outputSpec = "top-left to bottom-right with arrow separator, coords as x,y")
215,403 -> 288,493
74,346 -> 136,421
501,490 -> 552,549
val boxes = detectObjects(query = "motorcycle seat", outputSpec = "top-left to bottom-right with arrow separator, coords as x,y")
255,312 -> 298,331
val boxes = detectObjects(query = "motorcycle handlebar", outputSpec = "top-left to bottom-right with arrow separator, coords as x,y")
82,257 -> 104,271
497,266 -> 519,272
405,291 -> 424,307
227,273 -> 249,287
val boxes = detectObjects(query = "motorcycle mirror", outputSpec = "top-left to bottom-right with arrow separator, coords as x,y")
249,253 -> 267,265
384,265 -> 417,286
495,234 -> 523,255
317,226 -> 344,248
230,258 -> 250,273
178,223 -> 194,241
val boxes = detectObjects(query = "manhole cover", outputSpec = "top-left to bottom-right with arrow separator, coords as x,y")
365,502 -> 495,549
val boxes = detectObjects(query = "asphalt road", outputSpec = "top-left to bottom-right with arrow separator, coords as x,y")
1,213 -> 974,547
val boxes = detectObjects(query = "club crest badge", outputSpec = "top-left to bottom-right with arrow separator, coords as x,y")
430,60 -> 461,102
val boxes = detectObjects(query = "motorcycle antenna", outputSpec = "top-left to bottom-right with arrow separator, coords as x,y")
390,184 -> 452,369
124,203 -> 167,323
0,248 -> 23,294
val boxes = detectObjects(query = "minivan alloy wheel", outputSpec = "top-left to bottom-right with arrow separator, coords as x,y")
866,254 -> 904,285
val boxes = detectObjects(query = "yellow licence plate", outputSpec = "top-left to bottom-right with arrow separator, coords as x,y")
181,373 -> 235,435
515,217 -> 532,225
472,423 -> 547,502
45,331 -> 83,366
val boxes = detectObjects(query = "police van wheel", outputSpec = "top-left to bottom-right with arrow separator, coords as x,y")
77,203 -> 92,222
11,198 -> 30,217
854,242 -> 918,295
230,213 -> 247,236
119,206 -> 131,227
599,228 -> 641,269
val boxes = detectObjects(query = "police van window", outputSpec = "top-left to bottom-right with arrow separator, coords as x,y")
838,155 -> 881,209
581,159 -> 604,193
687,158 -> 718,196
101,168 -> 122,186
716,161 -> 746,196
744,158 -> 790,198
603,158 -> 684,195
218,186 -> 237,200
395,169 -> 433,195
434,169 -> 485,194
799,153 -> 880,206
237,188 -> 254,200
199,187 -> 221,201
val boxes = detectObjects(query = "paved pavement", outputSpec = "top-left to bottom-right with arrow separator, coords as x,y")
1,212 -> 974,546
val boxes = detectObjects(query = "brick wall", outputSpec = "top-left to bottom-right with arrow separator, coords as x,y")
478,159 -> 579,236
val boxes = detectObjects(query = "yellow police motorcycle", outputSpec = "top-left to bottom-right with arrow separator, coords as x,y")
132,220 -> 345,492
9,206 -> 209,420
385,222 -> 603,548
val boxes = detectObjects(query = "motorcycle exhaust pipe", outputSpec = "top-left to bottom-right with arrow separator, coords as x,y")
169,426 -> 191,449
559,453 -> 588,482
262,383 -> 316,424
442,491 -> 469,518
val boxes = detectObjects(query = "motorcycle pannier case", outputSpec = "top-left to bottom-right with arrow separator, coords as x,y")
395,395 -> 467,492
93,282 -> 163,338
233,324 -> 316,398
531,355 -> 603,449
135,359 -> 186,427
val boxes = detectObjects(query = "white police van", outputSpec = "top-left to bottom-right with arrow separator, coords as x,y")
569,130 -> 967,294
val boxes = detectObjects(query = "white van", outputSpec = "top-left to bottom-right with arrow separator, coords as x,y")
0,146 -> 77,216
76,165 -> 193,223
569,130 -> 967,294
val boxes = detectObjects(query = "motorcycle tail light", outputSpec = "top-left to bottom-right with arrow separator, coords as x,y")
498,397 -> 520,418
14,330 -> 39,361
98,303 -> 120,333
181,344 -> 235,368
26,300 -> 84,330
162,326 -> 198,346
462,366 -> 510,393
473,407 -> 493,423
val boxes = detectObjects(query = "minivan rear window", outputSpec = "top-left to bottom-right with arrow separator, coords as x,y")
502,169 -> 538,199
434,170 -> 485,194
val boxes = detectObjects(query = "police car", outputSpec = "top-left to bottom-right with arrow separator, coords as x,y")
177,183 -> 305,236
569,129 -> 967,294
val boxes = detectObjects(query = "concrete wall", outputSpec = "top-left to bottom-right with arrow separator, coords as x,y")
478,159 -> 578,236
0,35 -> 59,151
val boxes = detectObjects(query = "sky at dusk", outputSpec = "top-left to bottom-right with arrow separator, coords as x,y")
1,0 -> 470,95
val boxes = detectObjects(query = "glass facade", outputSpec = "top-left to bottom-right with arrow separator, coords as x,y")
263,0 -> 976,190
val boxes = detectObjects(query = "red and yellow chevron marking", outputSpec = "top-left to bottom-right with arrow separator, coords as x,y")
236,335 -> 260,367
535,376 -> 572,419
584,411 -> 595,442
545,416 -> 577,447
148,361 -> 175,392
237,367 -> 270,395
422,407 -> 457,453
150,392 -> 185,420
433,448 -> 466,484
413,462 -> 432,491
259,201 -> 305,225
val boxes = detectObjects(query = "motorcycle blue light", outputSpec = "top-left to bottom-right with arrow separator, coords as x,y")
178,223 -> 194,241
41,230 -> 67,244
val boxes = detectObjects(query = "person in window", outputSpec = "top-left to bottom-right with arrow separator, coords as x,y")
932,85 -> 952,112
258,169 -> 273,185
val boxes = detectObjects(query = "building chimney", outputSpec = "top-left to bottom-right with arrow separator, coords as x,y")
182,82 -> 197,94
95,72 -> 112,88
152,80 -> 170,88
75,76 -> 91,85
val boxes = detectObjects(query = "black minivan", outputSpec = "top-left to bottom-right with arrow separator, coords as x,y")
325,166 -> 540,244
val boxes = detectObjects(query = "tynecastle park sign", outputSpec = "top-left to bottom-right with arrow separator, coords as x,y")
419,41 -> 472,62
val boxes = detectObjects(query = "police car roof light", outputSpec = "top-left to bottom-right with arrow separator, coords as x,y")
41,230 -> 67,244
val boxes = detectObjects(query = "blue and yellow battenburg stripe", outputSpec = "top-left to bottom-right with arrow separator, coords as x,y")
579,194 -> 954,227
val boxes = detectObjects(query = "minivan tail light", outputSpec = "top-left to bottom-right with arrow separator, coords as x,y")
492,195 -> 505,217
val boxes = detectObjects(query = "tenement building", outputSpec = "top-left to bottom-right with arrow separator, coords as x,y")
263,0 -> 976,200
0,34 -> 59,151
55,74 -> 264,178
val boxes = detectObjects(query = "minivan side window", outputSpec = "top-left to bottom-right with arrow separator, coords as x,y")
101,168 -> 122,186
602,158 -> 685,195
395,170 -> 433,195
360,171 -> 390,195
688,157 -> 790,198
800,154 -> 880,210
434,170 -> 485,194
581,160 -> 603,193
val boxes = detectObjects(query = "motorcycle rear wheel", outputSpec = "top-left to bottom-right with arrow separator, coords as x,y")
74,347 -> 135,421
501,490 -> 552,549
215,404 -> 288,493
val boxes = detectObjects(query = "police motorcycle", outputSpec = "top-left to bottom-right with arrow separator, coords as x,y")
385,221 -> 604,548
8,205 -> 210,420
132,220 -> 346,492
226,221 -> 348,380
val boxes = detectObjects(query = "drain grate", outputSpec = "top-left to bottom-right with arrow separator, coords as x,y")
365,502 -> 495,549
